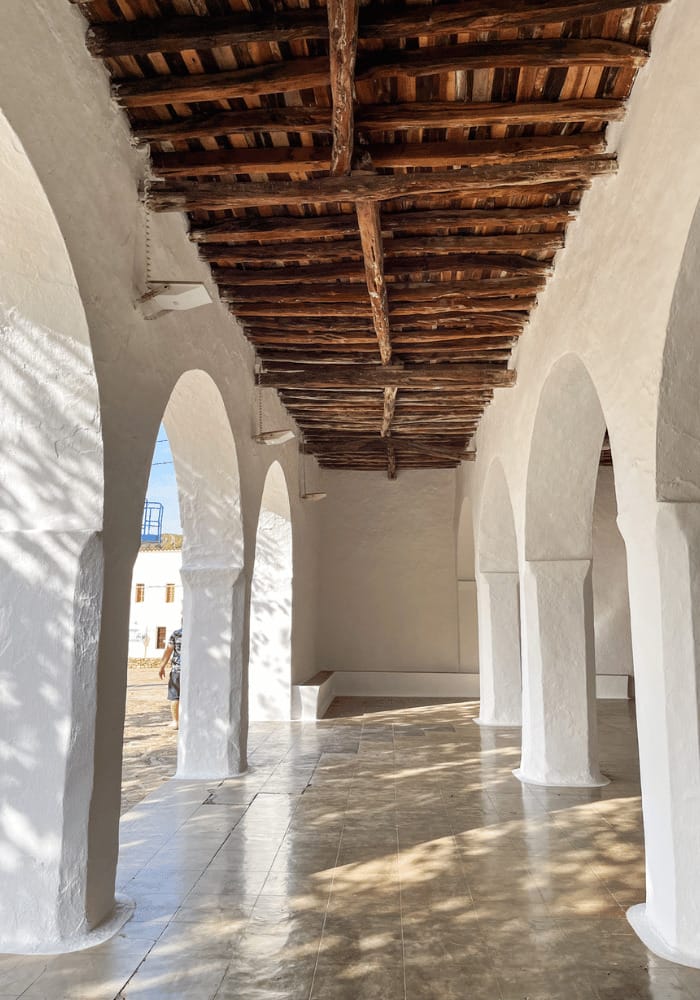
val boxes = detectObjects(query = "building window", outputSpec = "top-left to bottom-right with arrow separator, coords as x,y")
135,583 -> 145,603
165,583 -> 175,603
156,627 -> 167,649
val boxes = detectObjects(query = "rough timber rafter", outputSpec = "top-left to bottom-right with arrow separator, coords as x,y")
149,158 -> 615,211
327,0 -> 359,176
134,100 -> 624,145
258,364 -> 516,390
86,1 -> 668,57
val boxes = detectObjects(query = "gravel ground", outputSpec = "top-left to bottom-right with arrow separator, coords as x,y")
121,666 -> 178,814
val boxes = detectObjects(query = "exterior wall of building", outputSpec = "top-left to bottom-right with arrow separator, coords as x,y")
127,549 -> 183,659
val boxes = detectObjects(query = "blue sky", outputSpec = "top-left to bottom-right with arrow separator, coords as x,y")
145,425 -> 182,534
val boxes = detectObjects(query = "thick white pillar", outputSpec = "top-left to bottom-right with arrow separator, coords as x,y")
621,502 -> 700,967
475,571 -> 521,726
0,530 -> 126,952
516,558 -> 607,787
177,566 -> 247,779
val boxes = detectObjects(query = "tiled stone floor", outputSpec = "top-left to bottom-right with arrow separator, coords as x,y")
4,697 -> 700,999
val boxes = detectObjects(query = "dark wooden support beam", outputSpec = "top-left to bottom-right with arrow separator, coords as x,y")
381,387 -> 398,438
151,134 -> 604,179
148,157 -> 615,210
327,0 -> 359,175
87,2 -> 666,58
356,200 -> 392,364
230,298 -> 534,317
387,441 -> 397,480
190,206 -> 574,245
355,39 -> 647,86
204,231 -> 561,265
113,57 -> 330,108
258,363 -> 516,389
134,99 -> 622,145
222,277 -> 545,302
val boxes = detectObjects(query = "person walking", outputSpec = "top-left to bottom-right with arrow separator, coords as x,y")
158,626 -> 182,730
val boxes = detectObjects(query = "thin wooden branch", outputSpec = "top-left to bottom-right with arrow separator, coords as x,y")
258,363 -> 516,389
327,0 -> 359,175
148,157 -> 615,210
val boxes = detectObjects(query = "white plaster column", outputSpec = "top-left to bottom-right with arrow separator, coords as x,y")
0,530 -> 120,952
516,558 -> 607,787
620,502 -> 700,967
475,571 -> 521,726
177,566 -> 247,779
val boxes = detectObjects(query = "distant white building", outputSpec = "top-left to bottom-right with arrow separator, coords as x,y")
128,535 -> 183,660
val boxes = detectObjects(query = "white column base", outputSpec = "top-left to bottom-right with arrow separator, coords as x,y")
474,716 -> 521,728
513,767 -> 609,788
0,895 -> 134,956
628,904 -> 700,970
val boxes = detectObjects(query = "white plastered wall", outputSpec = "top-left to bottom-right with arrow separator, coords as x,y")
316,469 -> 461,675
0,0 -> 321,947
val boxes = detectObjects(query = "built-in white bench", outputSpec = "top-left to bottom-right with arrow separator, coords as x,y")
293,670 -> 336,720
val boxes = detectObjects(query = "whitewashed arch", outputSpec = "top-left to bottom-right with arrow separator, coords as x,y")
161,370 -> 246,779
249,461 -> 294,721
478,458 -> 518,574
0,106 -> 105,952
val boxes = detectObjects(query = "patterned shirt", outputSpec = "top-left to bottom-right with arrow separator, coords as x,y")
169,628 -> 182,669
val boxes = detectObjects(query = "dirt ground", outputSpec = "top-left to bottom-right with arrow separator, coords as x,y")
121,665 -> 178,814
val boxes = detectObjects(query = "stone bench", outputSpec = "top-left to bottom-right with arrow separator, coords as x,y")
293,670 -> 336,720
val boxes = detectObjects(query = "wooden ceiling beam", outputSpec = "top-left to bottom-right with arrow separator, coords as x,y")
258,362 -> 515,389
231,298 -> 534,317
356,200 -> 392,365
223,278 -> 544,302
148,157 -> 615,210
355,40 -> 647,86
327,0 -> 359,176
113,58 -> 330,108
151,134 -> 605,179
204,231 -> 560,264
190,206 -> 574,245
88,2 -> 665,58
134,98 -> 623,145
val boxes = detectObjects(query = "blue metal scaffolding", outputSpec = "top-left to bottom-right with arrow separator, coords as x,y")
141,500 -> 164,545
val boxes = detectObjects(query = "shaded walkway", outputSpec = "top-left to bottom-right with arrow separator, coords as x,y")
3,699 -> 698,999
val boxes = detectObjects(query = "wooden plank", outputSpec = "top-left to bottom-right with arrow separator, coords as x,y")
190,206 -> 574,245
327,0 -> 360,175
134,99 -> 622,144
354,200 -> 391,363
87,2 -> 667,57
258,363 -> 516,389
151,133 -> 604,179
148,157 -> 615,210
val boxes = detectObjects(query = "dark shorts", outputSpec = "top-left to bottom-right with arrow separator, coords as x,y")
167,668 -> 181,702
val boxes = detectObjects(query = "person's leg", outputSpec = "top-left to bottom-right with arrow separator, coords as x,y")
167,668 -> 181,730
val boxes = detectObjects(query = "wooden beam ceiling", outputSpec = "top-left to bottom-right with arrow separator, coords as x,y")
77,0 -> 663,477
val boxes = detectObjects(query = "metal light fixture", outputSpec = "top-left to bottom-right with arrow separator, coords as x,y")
253,369 -> 295,446
299,444 -> 327,501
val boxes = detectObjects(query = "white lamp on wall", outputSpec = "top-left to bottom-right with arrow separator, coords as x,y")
299,444 -> 327,501
253,369 -> 296,445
